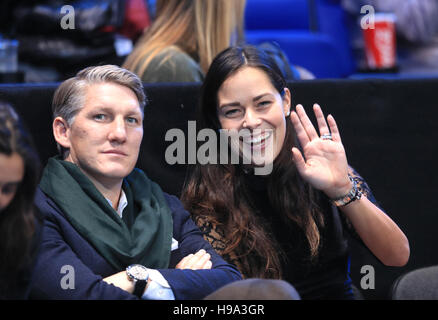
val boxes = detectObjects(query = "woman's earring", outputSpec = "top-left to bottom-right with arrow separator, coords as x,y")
286,108 -> 291,117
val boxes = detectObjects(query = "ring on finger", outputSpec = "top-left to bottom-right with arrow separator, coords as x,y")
321,133 -> 333,140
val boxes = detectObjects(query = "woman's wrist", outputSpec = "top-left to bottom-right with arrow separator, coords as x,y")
329,175 -> 363,207
324,175 -> 353,200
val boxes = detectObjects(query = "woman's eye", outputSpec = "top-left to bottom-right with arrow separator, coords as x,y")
258,101 -> 271,108
224,109 -> 241,117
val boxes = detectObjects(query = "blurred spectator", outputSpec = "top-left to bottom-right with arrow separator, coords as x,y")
0,101 -> 41,299
124,0 -> 312,83
342,0 -> 438,73
116,0 -> 151,43
123,0 -> 247,83
0,0 -> 132,82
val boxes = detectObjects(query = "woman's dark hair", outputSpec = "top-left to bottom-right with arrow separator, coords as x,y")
181,45 -> 324,279
0,101 -> 41,294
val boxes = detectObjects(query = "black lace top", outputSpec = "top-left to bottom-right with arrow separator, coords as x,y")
193,167 -> 380,300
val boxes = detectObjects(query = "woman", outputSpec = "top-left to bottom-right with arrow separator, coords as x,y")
181,46 -> 410,299
123,0 -> 246,83
0,101 -> 41,299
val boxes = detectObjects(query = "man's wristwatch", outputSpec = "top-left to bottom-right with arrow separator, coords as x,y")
330,175 -> 362,207
126,264 -> 149,298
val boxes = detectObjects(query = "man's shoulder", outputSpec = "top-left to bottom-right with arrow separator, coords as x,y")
161,192 -> 193,225
34,187 -> 64,220
34,187 -> 51,211
162,192 -> 186,214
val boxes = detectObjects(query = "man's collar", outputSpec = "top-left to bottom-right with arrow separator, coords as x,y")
106,189 -> 128,218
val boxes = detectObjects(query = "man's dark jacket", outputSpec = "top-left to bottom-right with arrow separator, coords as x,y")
30,188 -> 242,299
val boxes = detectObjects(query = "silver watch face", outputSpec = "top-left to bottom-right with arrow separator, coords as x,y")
127,264 -> 149,281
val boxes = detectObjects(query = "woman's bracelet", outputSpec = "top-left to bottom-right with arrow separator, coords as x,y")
330,174 -> 362,207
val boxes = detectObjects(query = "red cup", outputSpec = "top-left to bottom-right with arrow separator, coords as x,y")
362,13 -> 397,70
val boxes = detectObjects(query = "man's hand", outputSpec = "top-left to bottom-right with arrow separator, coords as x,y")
176,249 -> 212,270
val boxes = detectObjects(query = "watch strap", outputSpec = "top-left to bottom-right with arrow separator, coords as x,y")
331,175 -> 362,207
133,279 -> 147,298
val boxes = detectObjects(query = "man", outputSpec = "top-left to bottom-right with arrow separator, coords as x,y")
29,65 -> 242,299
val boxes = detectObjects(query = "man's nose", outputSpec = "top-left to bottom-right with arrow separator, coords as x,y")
108,118 -> 127,142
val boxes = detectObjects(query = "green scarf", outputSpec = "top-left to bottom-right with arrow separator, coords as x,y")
39,157 -> 173,270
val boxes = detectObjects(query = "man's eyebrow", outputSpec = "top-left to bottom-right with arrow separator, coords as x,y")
88,106 -> 112,113
89,106 -> 142,115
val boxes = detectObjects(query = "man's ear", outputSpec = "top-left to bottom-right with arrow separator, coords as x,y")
53,117 -> 71,149
282,87 -> 292,116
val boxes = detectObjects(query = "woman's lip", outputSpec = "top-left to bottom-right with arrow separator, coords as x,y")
242,131 -> 272,145
240,134 -> 272,154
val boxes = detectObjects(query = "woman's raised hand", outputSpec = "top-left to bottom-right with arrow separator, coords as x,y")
289,104 -> 352,199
